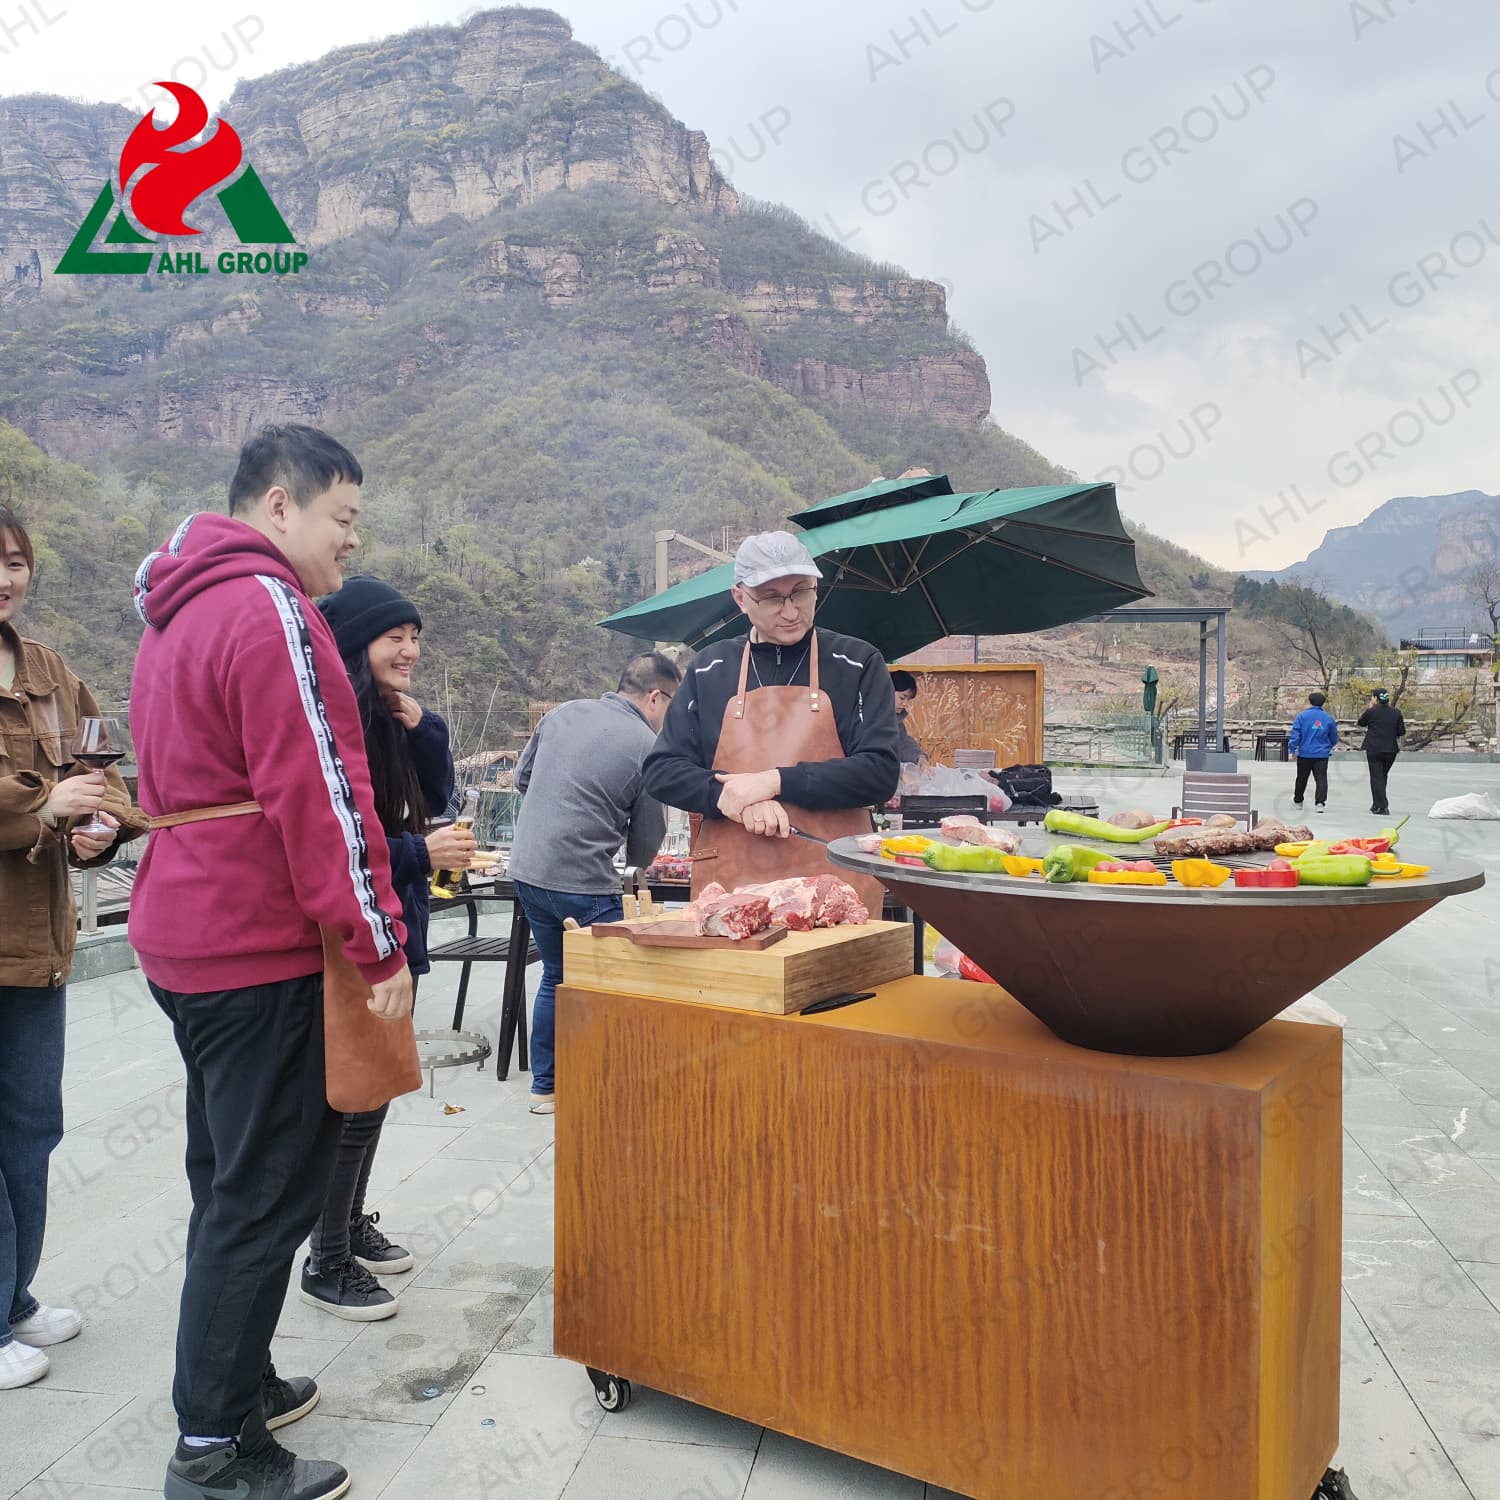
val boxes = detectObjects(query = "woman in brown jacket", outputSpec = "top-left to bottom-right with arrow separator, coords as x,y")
0,504 -> 145,1389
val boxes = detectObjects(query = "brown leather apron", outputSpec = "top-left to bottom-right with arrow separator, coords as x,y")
147,799 -> 420,1113
689,633 -> 887,916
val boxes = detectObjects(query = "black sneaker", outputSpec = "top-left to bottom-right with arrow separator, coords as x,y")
349,1212 -> 414,1275
261,1360 -> 319,1431
298,1255 -> 397,1322
165,1406 -> 349,1500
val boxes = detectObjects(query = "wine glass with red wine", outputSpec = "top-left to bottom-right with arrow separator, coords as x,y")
68,716 -> 129,839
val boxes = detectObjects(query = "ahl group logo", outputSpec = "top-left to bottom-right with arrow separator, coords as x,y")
56,82 -> 308,278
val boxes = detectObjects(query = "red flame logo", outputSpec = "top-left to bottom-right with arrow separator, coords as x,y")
118,82 -> 243,236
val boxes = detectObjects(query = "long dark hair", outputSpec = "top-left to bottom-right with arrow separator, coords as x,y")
344,648 -> 427,837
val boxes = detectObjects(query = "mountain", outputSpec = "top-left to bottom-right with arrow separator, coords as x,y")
0,6 -> 1353,741
1244,491 -> 1500,643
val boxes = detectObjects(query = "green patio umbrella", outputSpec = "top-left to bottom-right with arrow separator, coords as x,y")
601,482 -> 1151,659
1142,665 -> 1159,714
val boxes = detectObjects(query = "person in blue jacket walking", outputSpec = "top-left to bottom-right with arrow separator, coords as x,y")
1289,691 -> 1339,812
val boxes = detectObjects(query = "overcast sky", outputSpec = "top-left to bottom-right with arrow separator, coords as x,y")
7,0 -> 1497,570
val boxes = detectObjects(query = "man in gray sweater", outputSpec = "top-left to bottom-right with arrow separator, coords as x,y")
508,652 -> 681,1113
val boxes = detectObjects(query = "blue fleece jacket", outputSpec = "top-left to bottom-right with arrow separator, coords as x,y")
1289,707 -> 1339,759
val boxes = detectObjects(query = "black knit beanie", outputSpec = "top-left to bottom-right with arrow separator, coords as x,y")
317,575 -> 422,657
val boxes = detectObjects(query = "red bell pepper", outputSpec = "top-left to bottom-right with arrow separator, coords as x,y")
1162,818 -> 1203,829
1328,837 -> 1391,856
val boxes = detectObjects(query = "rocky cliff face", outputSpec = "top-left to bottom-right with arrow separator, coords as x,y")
0,6 -> 992,451
1246,490 -> 1500,639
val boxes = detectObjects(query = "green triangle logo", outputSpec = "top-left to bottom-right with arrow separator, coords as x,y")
55,166 -> 296,275
56,184 -> 155,274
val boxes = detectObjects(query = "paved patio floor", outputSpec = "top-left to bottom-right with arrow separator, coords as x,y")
6,756 -> 1500,1500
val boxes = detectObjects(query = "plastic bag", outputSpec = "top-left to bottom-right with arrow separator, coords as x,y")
932,937 -> 963,976
903,764 -> 1011,812
1428,791 -> 1500,820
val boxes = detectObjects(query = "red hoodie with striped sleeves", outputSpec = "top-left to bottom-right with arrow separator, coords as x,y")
129,513 -> 407,992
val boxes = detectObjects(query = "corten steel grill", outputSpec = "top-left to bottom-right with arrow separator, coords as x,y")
826,838 -> 1484,1056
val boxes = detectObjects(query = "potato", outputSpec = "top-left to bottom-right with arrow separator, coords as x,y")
1205,814 -> 1238,829
1107,808 -> 1159,829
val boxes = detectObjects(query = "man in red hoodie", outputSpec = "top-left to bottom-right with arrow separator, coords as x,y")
131,425 -> 410,1500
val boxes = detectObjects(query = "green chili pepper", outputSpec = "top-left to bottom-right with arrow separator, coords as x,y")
1042,845 -> 1116,883
1293,854 -> 1373,887
923,842 -> 1011,874
1042,811 -> 1172,843
1379,814 -> 1410,849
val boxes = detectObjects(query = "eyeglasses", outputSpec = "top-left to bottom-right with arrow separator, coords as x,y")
746,585 -> 817,610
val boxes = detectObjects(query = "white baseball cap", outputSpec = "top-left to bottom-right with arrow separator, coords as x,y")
733,531 -> 822,590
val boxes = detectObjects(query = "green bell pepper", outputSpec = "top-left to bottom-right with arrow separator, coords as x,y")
1042,810 -> 1172,843
1294,854 -> 1373,887
1042,845 -> 1116,883
923,842 -> 1012,874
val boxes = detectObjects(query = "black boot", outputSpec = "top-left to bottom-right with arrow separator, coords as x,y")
164,1405 -> 349,1500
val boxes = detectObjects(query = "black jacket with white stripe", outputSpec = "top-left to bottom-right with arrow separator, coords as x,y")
642,627 -> 901,819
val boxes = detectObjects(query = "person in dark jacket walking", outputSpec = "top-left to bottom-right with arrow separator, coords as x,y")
1358,688 -> 1406,815
308,576 -> 468,1321
1288,691 -> 1339,812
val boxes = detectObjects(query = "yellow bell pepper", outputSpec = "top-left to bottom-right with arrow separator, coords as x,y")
1000,854 -> 1046,878
1087,868 -> 1168,886
1171,859 -> 1232,889
881,834 -> 936,858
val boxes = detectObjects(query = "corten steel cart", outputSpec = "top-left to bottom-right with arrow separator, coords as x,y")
554,842 -> 1481,1500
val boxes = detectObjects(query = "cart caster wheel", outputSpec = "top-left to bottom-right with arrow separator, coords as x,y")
1312,1467 -> 1359,1500
586,1367 -> 632,1413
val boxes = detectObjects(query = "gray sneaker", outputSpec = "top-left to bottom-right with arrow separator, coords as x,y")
164,1407 -> 348,1500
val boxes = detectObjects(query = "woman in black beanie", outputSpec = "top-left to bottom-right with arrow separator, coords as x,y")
305,576 -> 473,1320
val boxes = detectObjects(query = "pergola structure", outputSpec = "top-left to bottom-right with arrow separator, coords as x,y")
1084,606 -> 1236,771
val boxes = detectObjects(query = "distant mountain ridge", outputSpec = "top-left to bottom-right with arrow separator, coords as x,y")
1243,490 -> 1500,642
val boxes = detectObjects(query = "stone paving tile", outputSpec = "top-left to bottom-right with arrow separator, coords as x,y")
310,1285 -> 533,1426
277,1413 -> 428,1495
1341,1214 -> 1492,1315
560,1433 -> 756,1500
15,1483 -> 160,1500
35,1390 -> 183,1493
0,1389 -> 131,1497
380,1351 -> 601,1500
1395,1181 -> 1500,1265
411,1195 -> 553,1297
593,1385 -> 763,1449
495,1275 -> 553,1358
1344,1136 -> 1422,1219
1336,1294 -> 1476,1500
741,1430 -> 923,1498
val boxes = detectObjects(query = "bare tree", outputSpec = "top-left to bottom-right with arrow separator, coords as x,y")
1465,562 -> 1500,674
1266,579 -> 1343,695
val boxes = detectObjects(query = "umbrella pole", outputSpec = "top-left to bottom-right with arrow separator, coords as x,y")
1198,621 -> 1208,761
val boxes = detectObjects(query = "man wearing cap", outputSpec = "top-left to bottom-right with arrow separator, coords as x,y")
642,531 -> 899,913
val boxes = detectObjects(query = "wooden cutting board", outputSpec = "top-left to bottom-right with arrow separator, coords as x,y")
563,919 -> 913,1015
590,919 -> 788,951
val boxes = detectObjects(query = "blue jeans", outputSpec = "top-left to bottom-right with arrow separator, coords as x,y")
513,883 -> 622,1097
0,985 -> 66,1348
